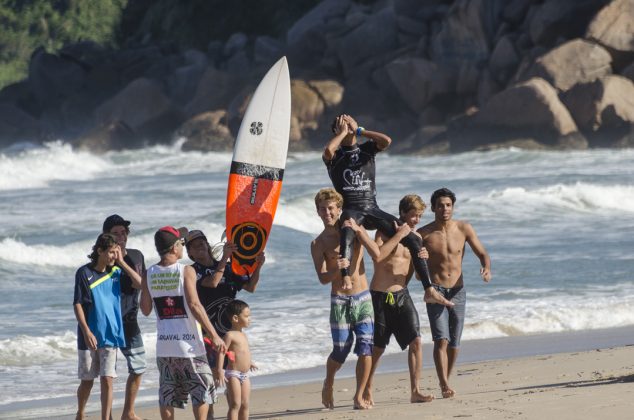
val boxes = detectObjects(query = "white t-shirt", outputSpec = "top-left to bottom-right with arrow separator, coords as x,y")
146,262 -> 205,357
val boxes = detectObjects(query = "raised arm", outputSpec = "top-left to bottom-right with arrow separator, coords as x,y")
343,218 -> 380,260
114,245 -> 142,289
343,115 -> 391,151
200,242 -> 236,289
242,252 -> 265,293
323,115 -> 351,162
140,273 -> 153,316
464,223 -> 491,282
373,222 -> 411,263
184,265 -> 226,351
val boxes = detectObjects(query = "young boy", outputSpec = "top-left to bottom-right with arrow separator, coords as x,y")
140,226 -> 226,419
310,187 -> 380,410
216,300 -> 255,420
73,233 -> 141,420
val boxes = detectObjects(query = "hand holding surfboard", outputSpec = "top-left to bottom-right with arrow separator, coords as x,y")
226,57 -> 291,276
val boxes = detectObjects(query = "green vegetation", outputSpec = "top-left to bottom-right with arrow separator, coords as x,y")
0,0 -> 126,88
0,0 -> 324,89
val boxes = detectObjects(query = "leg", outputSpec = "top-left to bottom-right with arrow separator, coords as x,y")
407,337 -> 433,403
340,224 -> 355,289
322,356 -> 342,409
226,377 -> 242,420
353,355 -> 372,409
363,345 -> 384,407
159,406 -> 175,420
122,373 -> 143,420
238,378 -> 251,420
447,347 -> 460,379
76,379 -> 94,420
339,209 -> 365,289
433,339 -> 454,398
192,402 -> 209,420
100,376 -> 114,420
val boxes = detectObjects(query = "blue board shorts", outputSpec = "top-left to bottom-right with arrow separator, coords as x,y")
120,332 -> 146,375
426,284 -> 466,348
329,290 -> 374,363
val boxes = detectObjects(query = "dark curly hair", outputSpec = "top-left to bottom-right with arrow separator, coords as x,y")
430,188 -> 456,209
87,233 -> 118,266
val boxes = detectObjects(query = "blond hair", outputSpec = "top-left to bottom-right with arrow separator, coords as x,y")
314,188 -> 343,209
399,194 -> 426,214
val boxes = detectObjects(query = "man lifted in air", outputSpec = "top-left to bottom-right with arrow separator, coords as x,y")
323,114 -> 451,306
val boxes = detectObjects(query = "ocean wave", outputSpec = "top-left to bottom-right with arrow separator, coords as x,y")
0,141 -> 110,190
0,331 -> 77,366
484,182 -> 634,215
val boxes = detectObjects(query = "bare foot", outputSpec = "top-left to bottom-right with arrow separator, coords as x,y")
424,288 -> 454,307
440,384 -> 455,398
322,380 -> 334,409
362,388 -> 374,408
411,390 -> 434,403
353,397 -> 370,410
342,275 -> 353,290
121,414 -> 143,420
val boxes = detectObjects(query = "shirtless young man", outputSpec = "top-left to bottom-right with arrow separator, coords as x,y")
310,187 -> 380,410
323,114 -> 451,308
364,195 -> 434,407
417,188 -> 491,398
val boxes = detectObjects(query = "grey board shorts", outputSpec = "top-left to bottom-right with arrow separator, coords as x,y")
426,284 -> 466,348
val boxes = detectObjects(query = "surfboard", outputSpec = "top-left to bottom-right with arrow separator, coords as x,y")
225,56 -> 291,276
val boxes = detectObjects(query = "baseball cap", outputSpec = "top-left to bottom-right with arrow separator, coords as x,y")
185,230 -> 207,246
155,226 -> 188,254
103,214 -> 131,232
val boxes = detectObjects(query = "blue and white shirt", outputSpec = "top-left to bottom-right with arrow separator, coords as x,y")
73,264 -> 126,350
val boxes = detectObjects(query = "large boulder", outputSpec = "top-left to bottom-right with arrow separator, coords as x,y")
0,104 -> 42,147
529,0 -> 609,47
586,0 -> 634,54
184,67 -> 243,117
431,0 -> 505,64
27,48 -> 87,111
166,50 -> 208,105
450,77 -> 585,151
73,120 -> 138,152
286,0 -> 351,67
334,7 -> 399,77
563,75 -> 634,146
94,78 -> 183,143
177,111 -> 234,151
489,35 -> 520,85
290,79 -> 343,146
385,58 -> 440,114
519,39 -> 612,91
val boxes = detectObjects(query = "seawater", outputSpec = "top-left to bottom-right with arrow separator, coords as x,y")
1,141 -> 633,413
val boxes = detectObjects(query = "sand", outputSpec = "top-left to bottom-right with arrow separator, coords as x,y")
101,345 -> 634,420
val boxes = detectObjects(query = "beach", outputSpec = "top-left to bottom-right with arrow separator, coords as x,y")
31,326 -> 632,420
1,147 -> 633,418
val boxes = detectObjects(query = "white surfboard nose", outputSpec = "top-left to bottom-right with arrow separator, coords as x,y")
232,56 -> 291,170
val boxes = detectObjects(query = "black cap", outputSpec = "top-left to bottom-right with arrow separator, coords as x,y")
155,226 -> 188,254
103,214 -> 131,233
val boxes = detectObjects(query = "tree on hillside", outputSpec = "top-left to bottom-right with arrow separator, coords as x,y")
0,0 -> 126,88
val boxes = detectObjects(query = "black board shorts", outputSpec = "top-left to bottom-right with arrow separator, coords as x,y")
371,288 -> 420,350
